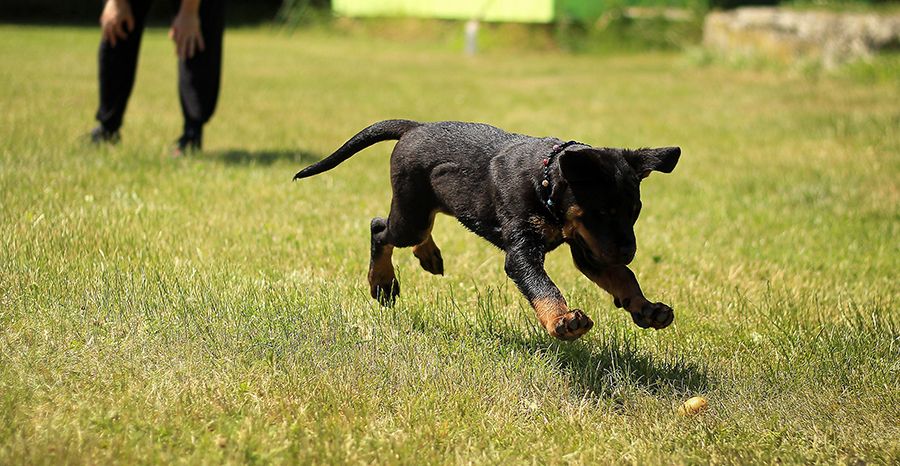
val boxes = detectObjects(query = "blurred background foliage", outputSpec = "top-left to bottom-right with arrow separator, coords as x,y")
0,0 -> 893,54
0,0 -> 287,23
3,0 -> 891,22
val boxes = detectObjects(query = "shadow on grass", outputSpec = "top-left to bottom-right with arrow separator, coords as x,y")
207,148 -> 322,166
496,327 -> 712,398
404,296 -> 711,398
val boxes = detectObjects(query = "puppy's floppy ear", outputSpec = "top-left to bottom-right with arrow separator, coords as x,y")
625,147 -> 681,179
559,147 -> 617,196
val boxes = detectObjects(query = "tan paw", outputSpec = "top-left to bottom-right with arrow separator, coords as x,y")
548,309 -> 594,341
413,237 -> 444,275
369,278 -> 400,307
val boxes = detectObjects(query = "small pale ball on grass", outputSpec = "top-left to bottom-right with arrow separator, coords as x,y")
678,396 -> 708,416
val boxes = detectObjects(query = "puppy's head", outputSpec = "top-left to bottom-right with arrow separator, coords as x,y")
559,145 -> 680,266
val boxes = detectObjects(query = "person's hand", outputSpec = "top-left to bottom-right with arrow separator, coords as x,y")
169,10 -> 205,60
100,0 -> 135,47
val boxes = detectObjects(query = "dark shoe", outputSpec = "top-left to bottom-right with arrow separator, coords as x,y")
173,129 -> 202,157
87,126 -> 120,145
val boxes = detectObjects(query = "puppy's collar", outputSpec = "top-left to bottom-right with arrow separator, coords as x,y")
540,140 -> 583,224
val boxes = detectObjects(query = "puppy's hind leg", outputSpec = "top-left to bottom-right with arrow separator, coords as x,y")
368,217 -> 399,306
369,167 -> 440,304
412,215 -> 444,276
368,208 -> 437,305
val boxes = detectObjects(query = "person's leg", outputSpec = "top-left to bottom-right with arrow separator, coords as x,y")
176,0 -> 225,151
94,0 -> 153,137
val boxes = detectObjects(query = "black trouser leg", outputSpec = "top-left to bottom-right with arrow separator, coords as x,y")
178,0 -> 225,136
95,0 -> 153,133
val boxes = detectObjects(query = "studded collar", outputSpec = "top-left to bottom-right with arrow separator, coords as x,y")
539,140 -> 583,225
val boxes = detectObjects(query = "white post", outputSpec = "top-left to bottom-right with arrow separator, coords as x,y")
465,19 -> 479,56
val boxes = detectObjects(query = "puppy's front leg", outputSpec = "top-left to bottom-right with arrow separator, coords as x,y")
504,242 -> 594,341
579,265 -> 674,330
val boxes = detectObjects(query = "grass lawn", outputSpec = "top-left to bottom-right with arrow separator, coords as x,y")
1,24 -> 898,464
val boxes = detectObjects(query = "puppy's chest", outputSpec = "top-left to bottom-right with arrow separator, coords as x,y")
528,215 -> 567,250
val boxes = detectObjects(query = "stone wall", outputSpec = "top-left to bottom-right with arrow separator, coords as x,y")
704,7 -> 900,68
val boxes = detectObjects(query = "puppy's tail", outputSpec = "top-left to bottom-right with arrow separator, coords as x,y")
293,119 -> 422,180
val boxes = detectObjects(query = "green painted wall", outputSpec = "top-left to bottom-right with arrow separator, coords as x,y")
556,0 -> 702,22
332,0 -> 555,23
556,0 -> 607,21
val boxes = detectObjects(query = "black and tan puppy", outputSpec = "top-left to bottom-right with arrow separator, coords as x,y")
295,120 -> 680,341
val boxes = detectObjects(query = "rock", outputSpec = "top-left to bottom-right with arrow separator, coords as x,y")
704,7 -> 900,68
